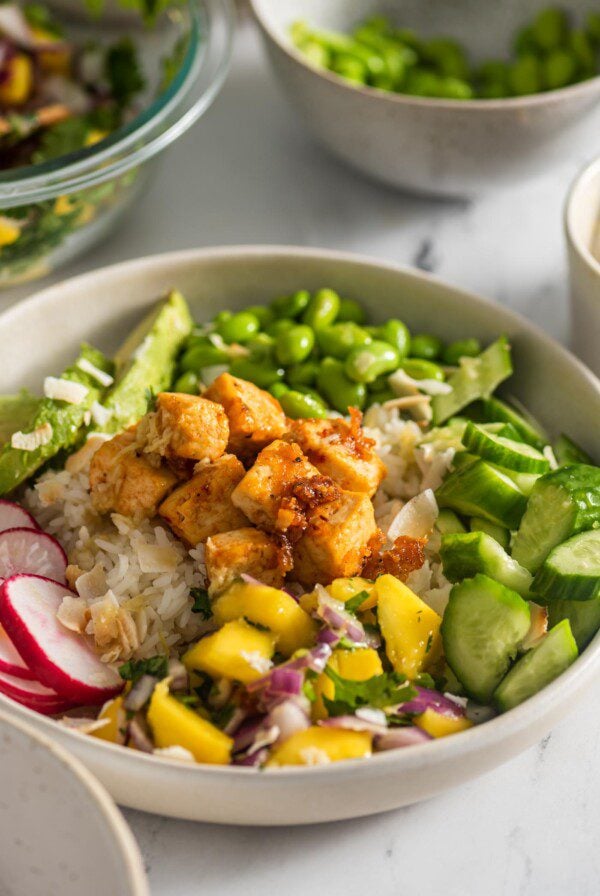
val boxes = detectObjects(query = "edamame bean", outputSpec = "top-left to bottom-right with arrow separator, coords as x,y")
337,297 -> 366,324
266,318 -> 295,337
247,333 -> 275,358
316,322 -> 372,359
442,339 -> 481,366
173,371 -> 199,394
213,311 -> 232,326
229,358 -> 284,388
181,341 -> 229,372
410,333 -> 443,361
379,319 -> 411,359
217,311 -> 260,344
345,340 -> 400,384
317,358 -> 367,413
286,360 -> 320,387
531,7 -> 568,51
280,390 -> 329,420
269,382 -> 290,399
570,30 -> 596,75
438,77 -> 474,99
294,385 -> 327,404
543,48 -> 576,89
275,325 -> 315,365
302,288 -> 341,330
270,290 -> 311,320
423,38 -> 469,80
368,389 -> 395,405
401,358 -> 445,382
508,54 -> 542,95
588,12 -> 600,44
246,305 -> 274,329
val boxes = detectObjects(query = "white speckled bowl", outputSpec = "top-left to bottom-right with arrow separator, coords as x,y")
0,246 -> 599,825
0,710 -> 148,896
565,155 -> 600,376
250,0 -> 600,197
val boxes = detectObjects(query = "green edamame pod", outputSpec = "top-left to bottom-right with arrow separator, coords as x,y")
173,371 -> 199,394
345,340 -> 400,384
368,389 -> 395,405
286,361 -> 320,387
275,325 -> 315,365
302,288 -> 341,330
270,290 -> 311,320
378,319 -> 411,359
410,333 -> 443,361
530,7 -> 568,52
316,323 -> 372,359
247,333 -> 275,359
266,319 -> 295,337
337,297 -> 366,324
442,339 -> 481,366
217,311 -> 260,344
246,305 -> 274,329
181,342 -> 229,373
229,358 -> 284,388
279,390 -> 329,420
213,311 -> 232,326
508,55 -> 542,96
317,358 -> 367,413
401,358 -> 445,382
543,49 -> 577,90
269,382 -> 290,399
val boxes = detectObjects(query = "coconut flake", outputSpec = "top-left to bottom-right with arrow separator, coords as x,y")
65,433 -> 111,474
90,402 -> 113,428
11,423 -> 53,451
44,376 -> 89,405
241,651 -> 272,674
136,542 -> 180,574
57,595 -> 89,633
153,745 -> 196,763
387,489 -> 438,541
76,358 -> 114,387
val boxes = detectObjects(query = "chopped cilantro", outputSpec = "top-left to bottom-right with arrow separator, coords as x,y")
414,672 -> 436,690
105,38 -> 145,109
32,119 -> 91,165
323,668 -> 416,717
212,704 -> 235,729
345,590 -> 370,614
24,3 -> 64,36
190,588 -> 212,619
176,694 -> 200,708
425,633 -> 433,654
119,655 -> 169,683
302,669 -> 318,703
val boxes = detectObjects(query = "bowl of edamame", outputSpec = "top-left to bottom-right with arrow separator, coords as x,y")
250,0 -> 600,197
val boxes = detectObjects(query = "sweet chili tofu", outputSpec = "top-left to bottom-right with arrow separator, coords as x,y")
293,490 -> 378,586
143,393 -> 229,463
203,373 -> 286,459
159,454 -> 248,546
288,414 -> 386,497
204,527 -> 287,594
90,428 -> 178,519
231,440 -> 322,532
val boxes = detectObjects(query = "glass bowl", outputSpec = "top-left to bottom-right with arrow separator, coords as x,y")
0,0 -> 234,287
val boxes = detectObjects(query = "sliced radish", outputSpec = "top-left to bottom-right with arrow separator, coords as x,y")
0,670 -> 76,715
0,528 -> 67,584
0,575 -> 123,704
0,500 -> 39,534
0,622 -> 34,680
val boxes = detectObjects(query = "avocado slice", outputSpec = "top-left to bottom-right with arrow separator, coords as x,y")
0,390 -> 40,443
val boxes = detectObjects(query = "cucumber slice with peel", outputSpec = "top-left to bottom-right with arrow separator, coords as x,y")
432,338 -> 513,425
462,421 -> 550,473
480,396 -> 547,451
435,509 -> 467,535
533,529 -> 600,601
436,458 -> 527,530
469,516 -> 510,550
554,434 -> 593,466
441,574 -> 531,704
512,465 -> 600,572
547,598 -> 600,651
494,620 -> 578,711
441,531 -> 532,596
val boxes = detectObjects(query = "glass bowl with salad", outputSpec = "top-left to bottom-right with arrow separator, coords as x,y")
0,0 -> 233,287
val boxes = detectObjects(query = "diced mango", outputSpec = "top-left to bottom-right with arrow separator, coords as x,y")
85,129 -> 108,147
212,581 -> 317,657
0,54 -> 33,105
267,726 -> 372,767
414,707 -> 473,739
32,28 -> 72,76
376,574 -> 442,678
313,647 -> 383,720
91,695 -> 126,744
328,576 -> 377,611
0,216 -> 21,248
54,195 -> 77,217
183,619 -> 276,684
147,680 -> 232,764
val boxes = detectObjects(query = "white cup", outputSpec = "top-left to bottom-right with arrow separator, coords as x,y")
565,156 -> 600,376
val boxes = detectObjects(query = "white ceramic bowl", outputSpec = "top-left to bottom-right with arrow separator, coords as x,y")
0,710 -> 148,896
250,0 -> 600,197
1,246 -> 599,825
565,155 -> 600,376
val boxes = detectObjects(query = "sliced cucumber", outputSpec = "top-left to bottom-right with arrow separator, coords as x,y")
462,421 -> 550,474
441,574 -> 531,704
501,467 -> 541,497
479,396 -> 547,451
435,508 -> 467,536
436,459 -> 527,530
441,532 -> 532,596
533,529 -> 600,602
469,516 -> 510,550
432,338 -> 513,425
512,465 -> 600,572
554,434 -> 594,466
494,620 -> 578,712
547,598 -> 600,651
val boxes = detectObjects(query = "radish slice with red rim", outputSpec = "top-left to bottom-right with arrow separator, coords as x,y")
0,500 -> 39,534
0,575 -> 123,704
0,668 -> 66,705
0,622 -> 34,680
0,528 -> 67,584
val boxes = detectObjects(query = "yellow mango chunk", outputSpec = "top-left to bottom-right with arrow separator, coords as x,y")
147,680 -> 232,764
376,574 -> 442,678
91,695 -> 125,744
313,647 -> 383,720
328,576 -> 377,611
183,619 -> 276,684
31,28 -> 72,76
0,54 -> 33,105
85,129 -> 108,147
414,707 -> 473,739
212,581 -> 317,657
0,216 -> 20,248
267,726 -> 372,767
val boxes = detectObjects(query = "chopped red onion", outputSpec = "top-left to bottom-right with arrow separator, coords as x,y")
314,585 -> 367,643
223,707 -> 247,737
124,675 -> 156,712
400,686 -> 466,719
128,718 -> 154,753
317,628 -> 341,646
167,658 -> 188,691
374,727 -> 432,750
234,747 -> 269,767
268,700 -> 309,743
233,716 -> 265,753
246,644 -> 332,696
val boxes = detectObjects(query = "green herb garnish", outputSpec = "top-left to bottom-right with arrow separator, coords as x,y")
190,587 -> 212,618
119,654 -> 169,683
323,668 -> 416,717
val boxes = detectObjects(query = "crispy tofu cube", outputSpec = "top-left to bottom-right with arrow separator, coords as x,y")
288,416 -> 386,497
159,454 -> 248,545
231,440 -> 323,532
203,373 -> 286,458
205,527 -> 287,594
144,393 -> 229,463
293,490 -> 377,585
89,428 -> 177,519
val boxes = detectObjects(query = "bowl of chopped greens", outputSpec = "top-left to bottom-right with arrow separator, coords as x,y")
0,0 -> 234,287
250,0 -> 600,196
0,244 -> 598,824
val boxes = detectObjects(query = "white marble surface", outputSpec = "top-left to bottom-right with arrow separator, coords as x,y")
2,17 -> 600,896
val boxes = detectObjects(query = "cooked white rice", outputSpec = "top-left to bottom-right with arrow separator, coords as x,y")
24,406 -> 454,663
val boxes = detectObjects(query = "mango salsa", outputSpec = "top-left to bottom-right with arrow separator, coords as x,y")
266,726 -> 372,767
0,54 -> 33,106
328,576 -> 377,611
314,647 -> 383,720
183,619 -> 276,684
376,574 -> 443,678
147,680 -> 232,764
212,580 -> 317,657
414,707 -> 473,739
91,696 -> 125,744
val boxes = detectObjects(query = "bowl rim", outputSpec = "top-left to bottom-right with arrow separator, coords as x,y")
249,0 -> 600,112
565,153 -> 600,279
0,708 -> 149,895
0,0 -> 235,207
0,243 -> 598,785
